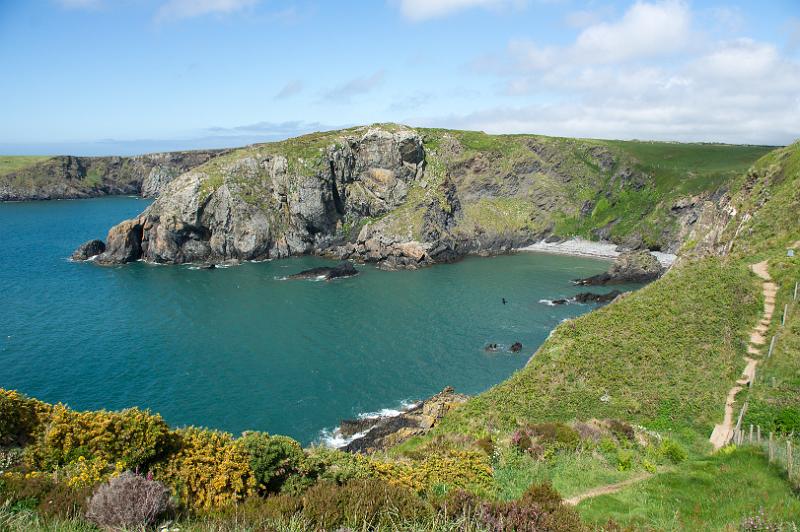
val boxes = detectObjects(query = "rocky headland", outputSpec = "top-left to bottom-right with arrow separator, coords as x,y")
67,124 -> 740,269
0,150 -> 226,201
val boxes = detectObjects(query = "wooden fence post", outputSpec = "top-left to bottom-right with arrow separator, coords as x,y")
794,281 -> 798,301
750,425 -> 754,444
768,336 -> 776,358
783,304 -> 789,326
769,433 -> 774,462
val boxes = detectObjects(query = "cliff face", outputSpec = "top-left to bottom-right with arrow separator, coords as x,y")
89,125 -> 772,267
0,150 -> 226,201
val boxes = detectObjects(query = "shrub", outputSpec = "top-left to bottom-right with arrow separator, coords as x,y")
477,484 -> 587,532
658,438 -> 687,464
35,404 -> 170,470
616,449 -> 633,471
0,389 -> 51,446
435,488 -> 479,519
529,423 -> 581,450
475,436 -> 495,456
86,472 -> 172,530
0,448 -> 23,472
302,446 -> 371,486
240,432 -> 305,494
511,429 -> 533,453
301,479 -> 431,529
154,427 -> 255,510
0,473 -> 92,520
607,420 -> 635,442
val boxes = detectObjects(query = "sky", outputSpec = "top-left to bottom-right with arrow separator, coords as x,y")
0,0 -> 798,155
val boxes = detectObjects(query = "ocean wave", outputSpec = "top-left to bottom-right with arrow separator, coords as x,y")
538,299 -> 557,306
316,399 -> 421,448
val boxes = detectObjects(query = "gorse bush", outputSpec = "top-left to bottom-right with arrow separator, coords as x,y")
241,432 -> 305,494
32,404 -> 170,470
86,472 -> 172,531
154,427 -> 255,510
0,390 -> 51,446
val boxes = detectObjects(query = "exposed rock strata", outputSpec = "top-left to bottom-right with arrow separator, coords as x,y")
341,387 -> 468,453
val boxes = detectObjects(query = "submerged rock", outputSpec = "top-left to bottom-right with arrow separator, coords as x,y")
288,261 -> 359,281
341,387 -> 468,453
509,342 -> 523,353
70,239 -> 106,261
574,250 -> 663,285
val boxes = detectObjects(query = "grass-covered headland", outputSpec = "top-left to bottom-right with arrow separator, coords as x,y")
2,140 -> 800,531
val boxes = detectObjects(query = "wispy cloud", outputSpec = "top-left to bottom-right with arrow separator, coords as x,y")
205,120 -> 338,137
323,71 -> 385,103
394,0 -> 525,22
275,80 -> 304,99
156,0 -> 258,22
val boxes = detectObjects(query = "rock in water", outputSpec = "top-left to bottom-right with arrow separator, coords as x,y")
95,218 -> 144,265
510,342 -> 523,352
70,239 -> 106,261
574,251 -> 664,285
341,387 -> 468,453
288,261 -> 359,281
574,290 -> 622,303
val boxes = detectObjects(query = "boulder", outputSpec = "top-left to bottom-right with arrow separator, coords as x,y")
510,342 -> 523,353
574,251 -> 663,285
70,239 -> 106,261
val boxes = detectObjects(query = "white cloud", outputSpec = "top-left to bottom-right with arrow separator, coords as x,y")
156,0 -> 258,21
395,0 -> 525,22
438,1 -> 800,145
572,0 -> 690,63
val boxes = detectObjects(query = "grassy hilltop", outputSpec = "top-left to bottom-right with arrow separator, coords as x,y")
1,137 -> 799,531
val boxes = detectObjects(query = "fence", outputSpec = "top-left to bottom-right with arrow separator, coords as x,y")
734,424 -> 799,485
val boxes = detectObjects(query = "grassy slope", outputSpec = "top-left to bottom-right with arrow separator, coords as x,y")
0,156 -> 51,176
434,257 -> 760,437
577,448 -> 800,529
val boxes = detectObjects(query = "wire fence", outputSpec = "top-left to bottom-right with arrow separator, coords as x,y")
734,424 -> 800,486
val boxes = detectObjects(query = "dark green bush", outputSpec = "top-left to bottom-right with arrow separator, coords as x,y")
658,438 -> 687,464
530,423 -> 581,450
301,479 -> 431,529
241,432 -> 305,494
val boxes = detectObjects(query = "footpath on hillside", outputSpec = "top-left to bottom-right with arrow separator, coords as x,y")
709,260 -> 776,450
564,473 -> 653,506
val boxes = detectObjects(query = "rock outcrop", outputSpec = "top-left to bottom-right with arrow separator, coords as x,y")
287,261 -> 359,280
80,125 -> 764,269
70,239 -> 106,261
575,251 -> 664,285
0,150 -> 225,201
341,387 -> 468,453
574,290 -> 622,303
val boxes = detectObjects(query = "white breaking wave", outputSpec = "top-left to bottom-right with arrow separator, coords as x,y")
538,299 -> 557,306
316,399 -> 421,449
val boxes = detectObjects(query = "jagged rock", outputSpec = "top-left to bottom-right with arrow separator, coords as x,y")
510,342 -> 523,353
574,251 -> 663,285
288,261 -> 358,280
70,239 -> 106,261
96,218 -> 144,264
342,387 -> 468,453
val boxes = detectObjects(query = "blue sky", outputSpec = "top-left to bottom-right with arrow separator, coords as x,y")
0,0 -> 798,155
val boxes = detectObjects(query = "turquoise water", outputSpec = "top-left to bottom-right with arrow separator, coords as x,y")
0,197 -> 629,444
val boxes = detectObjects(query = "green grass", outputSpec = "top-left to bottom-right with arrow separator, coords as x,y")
577,447 -> 800,530
0,156 -> 51,176
435,257 -> 761,438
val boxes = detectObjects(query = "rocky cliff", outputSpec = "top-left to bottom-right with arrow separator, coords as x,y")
0,150 -> 226,201
85,125 -> 771,267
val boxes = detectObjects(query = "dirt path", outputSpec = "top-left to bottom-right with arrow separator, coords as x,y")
709,260 -> 775,450
564,473 -> 653,506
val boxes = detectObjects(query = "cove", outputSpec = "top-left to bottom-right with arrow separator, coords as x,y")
0,197 -> 638,444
